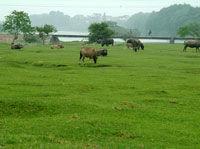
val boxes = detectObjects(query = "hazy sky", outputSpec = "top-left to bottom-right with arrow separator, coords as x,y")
0,0 -> 199,20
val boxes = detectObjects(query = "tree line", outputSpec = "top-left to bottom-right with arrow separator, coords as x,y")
26,4 -> 200,37
126,4 -> 200,37
2,11 -> 57,44
1,6 -> 200,45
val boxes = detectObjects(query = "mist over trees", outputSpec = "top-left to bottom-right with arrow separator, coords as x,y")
0,4 -> 199,37
145,4 -> 200,37
30,11 -> 129,32
29,4 -> 200,37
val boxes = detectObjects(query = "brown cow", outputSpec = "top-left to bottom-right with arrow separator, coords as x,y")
80,47 -> 108,64
80,47 -> 97,63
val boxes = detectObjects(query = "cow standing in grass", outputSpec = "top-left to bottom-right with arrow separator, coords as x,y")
80,47 -> 108,64
97,38 -> 114,47
126,39 -> 144,52
51,44 -> 64,49
183,40 -> 200,52
11,42 -> 23,49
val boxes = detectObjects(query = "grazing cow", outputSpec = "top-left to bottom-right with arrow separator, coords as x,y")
183,40 -> 200,52
51,44 -> 64,49
126,38 -> 144,52
97,38 -> 114,47
96,49 -> 108,56
79,47 -> 108,64
11,42 -> 23,49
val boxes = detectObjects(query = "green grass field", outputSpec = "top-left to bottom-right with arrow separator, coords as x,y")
0,42 -> 200,148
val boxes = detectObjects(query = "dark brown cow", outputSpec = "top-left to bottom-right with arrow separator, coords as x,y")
183,40 -> 200,52
97,38 -> 114,47
126,38 -> 144,52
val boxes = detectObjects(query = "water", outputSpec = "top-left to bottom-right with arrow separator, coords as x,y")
58,37 -> 184,44
55,31 -> 184,43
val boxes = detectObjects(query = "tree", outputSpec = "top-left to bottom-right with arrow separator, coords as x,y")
177,22 -> 200,37
2,10 -> 32,43
36,24 -> 57,45
0,23 -> 3,32
88,22 -> 114,43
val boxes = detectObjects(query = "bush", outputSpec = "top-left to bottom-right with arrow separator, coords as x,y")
88,22 -> 114,43
23,34 -> 40,43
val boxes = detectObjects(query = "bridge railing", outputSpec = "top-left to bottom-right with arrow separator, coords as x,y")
52,34 -> 200,44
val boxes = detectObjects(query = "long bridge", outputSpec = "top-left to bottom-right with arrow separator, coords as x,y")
52,34 -> 200,43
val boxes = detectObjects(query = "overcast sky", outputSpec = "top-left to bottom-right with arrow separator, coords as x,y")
0,0 -> 199,20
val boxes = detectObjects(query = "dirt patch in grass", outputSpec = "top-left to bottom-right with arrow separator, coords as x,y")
185,55 -> 200,58
32,61 -> 67,68
0,100 -> 58,117
113,131 -> 139,139
1,60 -> 68,69
137,90 -> 169,97
185,68 -> 200,74
113,101 -> 140,111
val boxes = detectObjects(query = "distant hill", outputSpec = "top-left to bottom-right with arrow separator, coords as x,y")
126,4 -> 200,36
126,12 -> 151,36
30,11 -> 129,32
24,4 -> 200,37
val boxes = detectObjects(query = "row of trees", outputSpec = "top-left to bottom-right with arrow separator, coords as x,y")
126,4 -> 200,37
1,10 -> 138,44
27,4 -> 200,37
2,10 -> 57,44
1,10 -> 200,45
89,21 -> 200,42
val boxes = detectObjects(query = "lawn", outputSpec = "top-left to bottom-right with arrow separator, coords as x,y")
0,42 -> 200,148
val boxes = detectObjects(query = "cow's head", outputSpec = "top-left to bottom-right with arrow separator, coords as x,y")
141,43 -> 144,50
96,39 -> 102,44
99,49 -> 108,56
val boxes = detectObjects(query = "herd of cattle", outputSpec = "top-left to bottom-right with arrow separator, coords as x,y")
79,38 -> 145,63
9,38 -> 200,64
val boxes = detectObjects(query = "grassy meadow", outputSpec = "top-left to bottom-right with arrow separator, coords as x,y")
0,42 -> 200,148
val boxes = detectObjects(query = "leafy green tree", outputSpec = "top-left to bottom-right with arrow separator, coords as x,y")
2,10 -> 32,43
36,24 -> 57,45
177,22 -> 200,37
0,23 -> 3,32
88,22 -> 114,43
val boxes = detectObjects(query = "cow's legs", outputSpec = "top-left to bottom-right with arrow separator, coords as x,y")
82,57 -> 85,62
183,45 -> 187,52
196,47 -> 199,52
93,57 -> 97,64
79,53 -> 83,60
134,47 -> 137,52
